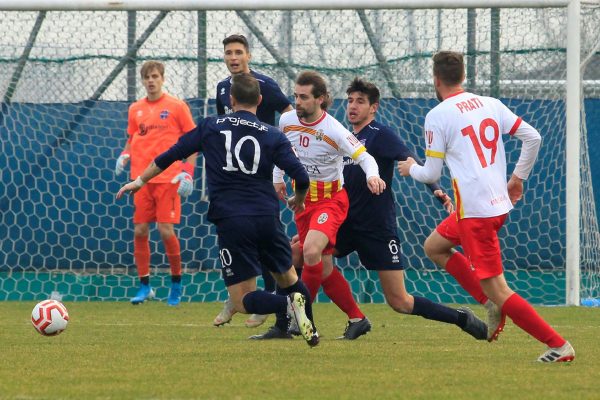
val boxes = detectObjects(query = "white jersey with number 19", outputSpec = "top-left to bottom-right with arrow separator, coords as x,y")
423,91 -> 536,219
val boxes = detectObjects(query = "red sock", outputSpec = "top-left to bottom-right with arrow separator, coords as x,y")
502,293 -> 566,348
322,268 -> 365,320
163,235 -> 182,277
301,261 -> 323,302
445,252 -> 488,304
134,236 -> 150,278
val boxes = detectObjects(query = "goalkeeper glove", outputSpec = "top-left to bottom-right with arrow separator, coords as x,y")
115,151 -> 131,176
171,162 -> 194,197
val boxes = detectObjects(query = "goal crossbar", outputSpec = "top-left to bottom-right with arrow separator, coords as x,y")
0,0 -> 571,11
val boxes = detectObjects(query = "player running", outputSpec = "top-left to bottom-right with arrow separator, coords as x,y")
213,34 -> 294,328
258,71 -> 385,340
398,51 -> 574,362
117,73 -> 318,347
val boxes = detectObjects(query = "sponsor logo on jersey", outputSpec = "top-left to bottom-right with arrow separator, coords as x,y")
346,134 -> 361,147
221,87 -> 226,95
225,268 -> 234,277
304,164 -> 322,174
317,213 -> 328,224
426,130 -> 434,145
215,116 -> 268,132
138,123 -> 168,136
160,110 -> 169,119
224,106 -> 233,115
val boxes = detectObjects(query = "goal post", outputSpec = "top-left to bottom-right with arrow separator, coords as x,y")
0,0 -> 597,306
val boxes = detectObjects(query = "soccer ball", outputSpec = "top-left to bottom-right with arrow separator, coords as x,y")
31,300 -> 69,336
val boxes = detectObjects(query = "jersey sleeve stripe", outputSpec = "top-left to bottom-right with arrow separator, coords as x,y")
508,117 -> 523,135
283,125 -> 339,151
425,149 -> 445,158
323,136 -> 339,150
351,146 -> 366,160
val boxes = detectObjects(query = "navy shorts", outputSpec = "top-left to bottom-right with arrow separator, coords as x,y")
215,215 -> 292,286
334,222 -> 404,271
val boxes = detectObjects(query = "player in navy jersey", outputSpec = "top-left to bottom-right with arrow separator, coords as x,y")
117,73 -> 319,347
335,78 -> 487,339
216,34 -> 292,124
213,34 -> 294,328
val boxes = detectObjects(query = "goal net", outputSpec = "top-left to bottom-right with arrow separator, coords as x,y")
1,5 -> 599,305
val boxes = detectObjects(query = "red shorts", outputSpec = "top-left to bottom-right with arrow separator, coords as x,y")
295,189 -> 349,255
436,212 -> 507,280
133,182 -> 181,224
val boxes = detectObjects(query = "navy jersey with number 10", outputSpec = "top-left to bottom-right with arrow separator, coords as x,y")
154,110 -> 308,222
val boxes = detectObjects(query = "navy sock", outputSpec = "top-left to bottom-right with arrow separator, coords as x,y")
273,279 -> 315,331
242,290 -> 287,315
274,286 -> 290,331
280,279 -> 314,324
262,271 -> 276,293
140,276 -> 150,286
411,296 -> 464,326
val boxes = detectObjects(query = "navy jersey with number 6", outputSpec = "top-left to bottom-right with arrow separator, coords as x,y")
216,70 -> 291,125
344,121 -> 439,233
154,110 -> 308,222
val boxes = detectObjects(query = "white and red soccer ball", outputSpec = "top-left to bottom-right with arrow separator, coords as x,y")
31,300 -> 69,336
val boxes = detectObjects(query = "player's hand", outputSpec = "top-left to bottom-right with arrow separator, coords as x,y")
116,176 -> 144,199
287,195 -> 305,213
507,174 -> 524,205
274,182 -> 287,201
367,176 -> 386,195
115,152 -> 130,176
397,157 -> 416,177
434,189 -> 454,214
291,234 -> 300,245
171,172 -> 193,197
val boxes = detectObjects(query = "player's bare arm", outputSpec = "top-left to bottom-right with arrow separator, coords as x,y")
116,161 -> 163,199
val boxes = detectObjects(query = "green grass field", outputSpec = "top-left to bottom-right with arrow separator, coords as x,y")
0,302 -> 597,399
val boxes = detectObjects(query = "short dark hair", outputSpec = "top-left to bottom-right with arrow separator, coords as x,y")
346,77 -> 380,105
223,34 -> 250,52
433,51 -> 465,85
231,72 -> 260,106
295,70 -> 331,110
140,60 -> 164,79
